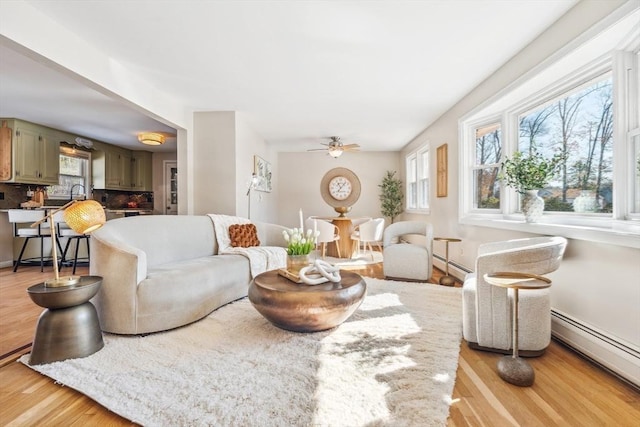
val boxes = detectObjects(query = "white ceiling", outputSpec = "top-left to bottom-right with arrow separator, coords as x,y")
0,0 -> 577,153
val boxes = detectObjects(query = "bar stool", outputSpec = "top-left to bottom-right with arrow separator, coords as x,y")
53,211 -> 90,275
7,209 -> 60,272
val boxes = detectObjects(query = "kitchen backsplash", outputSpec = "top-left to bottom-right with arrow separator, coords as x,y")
0,183 -> 153,210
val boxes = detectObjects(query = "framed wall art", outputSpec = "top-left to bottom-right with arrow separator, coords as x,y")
254,155 -> 272,192
436,144 -> 448,197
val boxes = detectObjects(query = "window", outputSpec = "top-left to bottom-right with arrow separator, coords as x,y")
47,147 -> 91,200
406,145 -> 429,211
518,76 -> 613,214
459,9 -> 640,247
473,123 -> 501,210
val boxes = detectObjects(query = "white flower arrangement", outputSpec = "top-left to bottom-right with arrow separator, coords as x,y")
282,227 -> 320,255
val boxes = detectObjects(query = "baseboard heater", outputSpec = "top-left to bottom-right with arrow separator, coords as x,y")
433,254 -> 640,388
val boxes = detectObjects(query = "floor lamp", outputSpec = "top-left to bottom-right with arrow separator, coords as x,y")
246,173 -> 260,219
31,199 -> 106,287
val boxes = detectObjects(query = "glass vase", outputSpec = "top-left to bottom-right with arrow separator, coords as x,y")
287,254 -> 310,276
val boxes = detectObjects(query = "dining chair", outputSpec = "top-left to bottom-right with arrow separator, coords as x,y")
351,218 -> 384,259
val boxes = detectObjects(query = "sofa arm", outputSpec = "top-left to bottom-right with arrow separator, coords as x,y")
255,222 -> 288,247
89,233 -> 148,333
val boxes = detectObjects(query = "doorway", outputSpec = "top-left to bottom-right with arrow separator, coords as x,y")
164,161 -> 177,215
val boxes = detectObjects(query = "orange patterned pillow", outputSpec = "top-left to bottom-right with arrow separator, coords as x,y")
229,223 -> 260,248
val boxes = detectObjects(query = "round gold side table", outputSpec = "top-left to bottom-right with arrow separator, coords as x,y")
27,275 -> 104,365
484,272 -> 552,387
434,237 -> 461,286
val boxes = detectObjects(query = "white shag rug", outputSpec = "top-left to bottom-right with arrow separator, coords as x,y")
21,277 -> 462,427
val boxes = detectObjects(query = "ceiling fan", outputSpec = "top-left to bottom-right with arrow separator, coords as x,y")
307,136 -> 360,158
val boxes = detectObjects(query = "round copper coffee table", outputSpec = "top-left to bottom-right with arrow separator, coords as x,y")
248,270 -> 366,332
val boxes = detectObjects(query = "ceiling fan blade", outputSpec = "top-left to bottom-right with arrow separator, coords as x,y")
307,148 -> 329,152
342,144 -> 360,151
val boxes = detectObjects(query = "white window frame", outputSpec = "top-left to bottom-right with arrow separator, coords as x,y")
405,144 -> 430,213
459,9 -> 640,249
48,146 -> 92,200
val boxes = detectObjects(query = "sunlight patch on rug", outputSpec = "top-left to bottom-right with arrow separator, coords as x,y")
21,278 -> 462,427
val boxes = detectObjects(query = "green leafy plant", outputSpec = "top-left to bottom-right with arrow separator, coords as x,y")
379,170 -> 404,223
500,150 -> 565,194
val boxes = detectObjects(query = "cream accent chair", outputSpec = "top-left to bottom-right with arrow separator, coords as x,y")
351,218 -> 384,258
382,221 -> 433,281
306,218 -> 341,258
462,236 -> 568,356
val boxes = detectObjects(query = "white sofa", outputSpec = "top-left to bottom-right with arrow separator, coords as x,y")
89,215 -> 287,334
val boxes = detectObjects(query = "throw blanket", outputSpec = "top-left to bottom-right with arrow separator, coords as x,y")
208,214 -> 286,278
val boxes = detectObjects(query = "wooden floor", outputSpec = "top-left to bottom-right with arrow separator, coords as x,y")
1,263 -> 638,426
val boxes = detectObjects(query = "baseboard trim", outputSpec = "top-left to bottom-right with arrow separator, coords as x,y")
432,254 -> 471,282
551,309 -> 640,388
0,260 -> 13,269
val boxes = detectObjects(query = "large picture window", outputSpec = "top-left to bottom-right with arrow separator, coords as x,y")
458,10 -> 639,247
518,76 -> 613,214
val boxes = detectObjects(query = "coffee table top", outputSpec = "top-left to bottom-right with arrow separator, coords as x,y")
253,269 -> 364,293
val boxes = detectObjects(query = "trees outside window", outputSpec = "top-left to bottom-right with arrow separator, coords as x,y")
517,77 -> 613,213
473,123 -> 501,209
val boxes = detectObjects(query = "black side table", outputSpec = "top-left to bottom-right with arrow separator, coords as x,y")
27,275 -> 104,365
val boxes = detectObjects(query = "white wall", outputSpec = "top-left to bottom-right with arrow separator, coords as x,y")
235,113 -> 278,224
277,151 -> 400,229
193,112 -> 237,215
401,0 -> 639,383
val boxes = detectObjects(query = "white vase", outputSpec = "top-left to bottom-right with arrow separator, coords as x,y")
573,190 -> 598,213
522,190 -> 544,223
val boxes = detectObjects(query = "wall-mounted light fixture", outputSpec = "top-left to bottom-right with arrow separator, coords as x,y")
138,132 -> 166,146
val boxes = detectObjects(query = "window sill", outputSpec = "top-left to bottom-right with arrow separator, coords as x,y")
460,214 -> 640,249
406,208 -> 431,215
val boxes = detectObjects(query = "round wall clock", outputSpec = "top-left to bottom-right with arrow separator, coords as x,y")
320,167 -> 361,216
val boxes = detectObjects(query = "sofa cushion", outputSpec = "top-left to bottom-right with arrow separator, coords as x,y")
136,254 -> 251,333
229,223 -> 260,248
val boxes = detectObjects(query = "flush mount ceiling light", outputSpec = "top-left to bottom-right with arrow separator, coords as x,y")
138,132 -> 166,146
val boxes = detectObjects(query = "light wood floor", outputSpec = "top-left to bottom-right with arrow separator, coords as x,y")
1,264 -> 638,426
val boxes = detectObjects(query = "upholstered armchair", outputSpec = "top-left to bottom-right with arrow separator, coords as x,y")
462,236 -> 568,356
382,221 -> 433,281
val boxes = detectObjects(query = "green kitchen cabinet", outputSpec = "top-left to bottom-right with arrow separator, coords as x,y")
131,151 -> 152,191
93,146 -> 132,190
1,119 -> 60,185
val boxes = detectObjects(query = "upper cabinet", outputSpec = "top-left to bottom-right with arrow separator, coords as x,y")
93,145 -> 152,191
0,119 -> 60,185
131,151 -> 152,191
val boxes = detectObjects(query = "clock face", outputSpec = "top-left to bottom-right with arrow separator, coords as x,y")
329,176 -> 352,200
320,167 -> 361,210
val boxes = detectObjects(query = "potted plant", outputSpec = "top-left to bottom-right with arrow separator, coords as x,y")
379,170 -> 404,223
500,150 -> 564,222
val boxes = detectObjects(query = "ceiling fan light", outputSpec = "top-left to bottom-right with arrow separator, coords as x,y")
329,149 -> 343,158
138,132 -> 165,145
